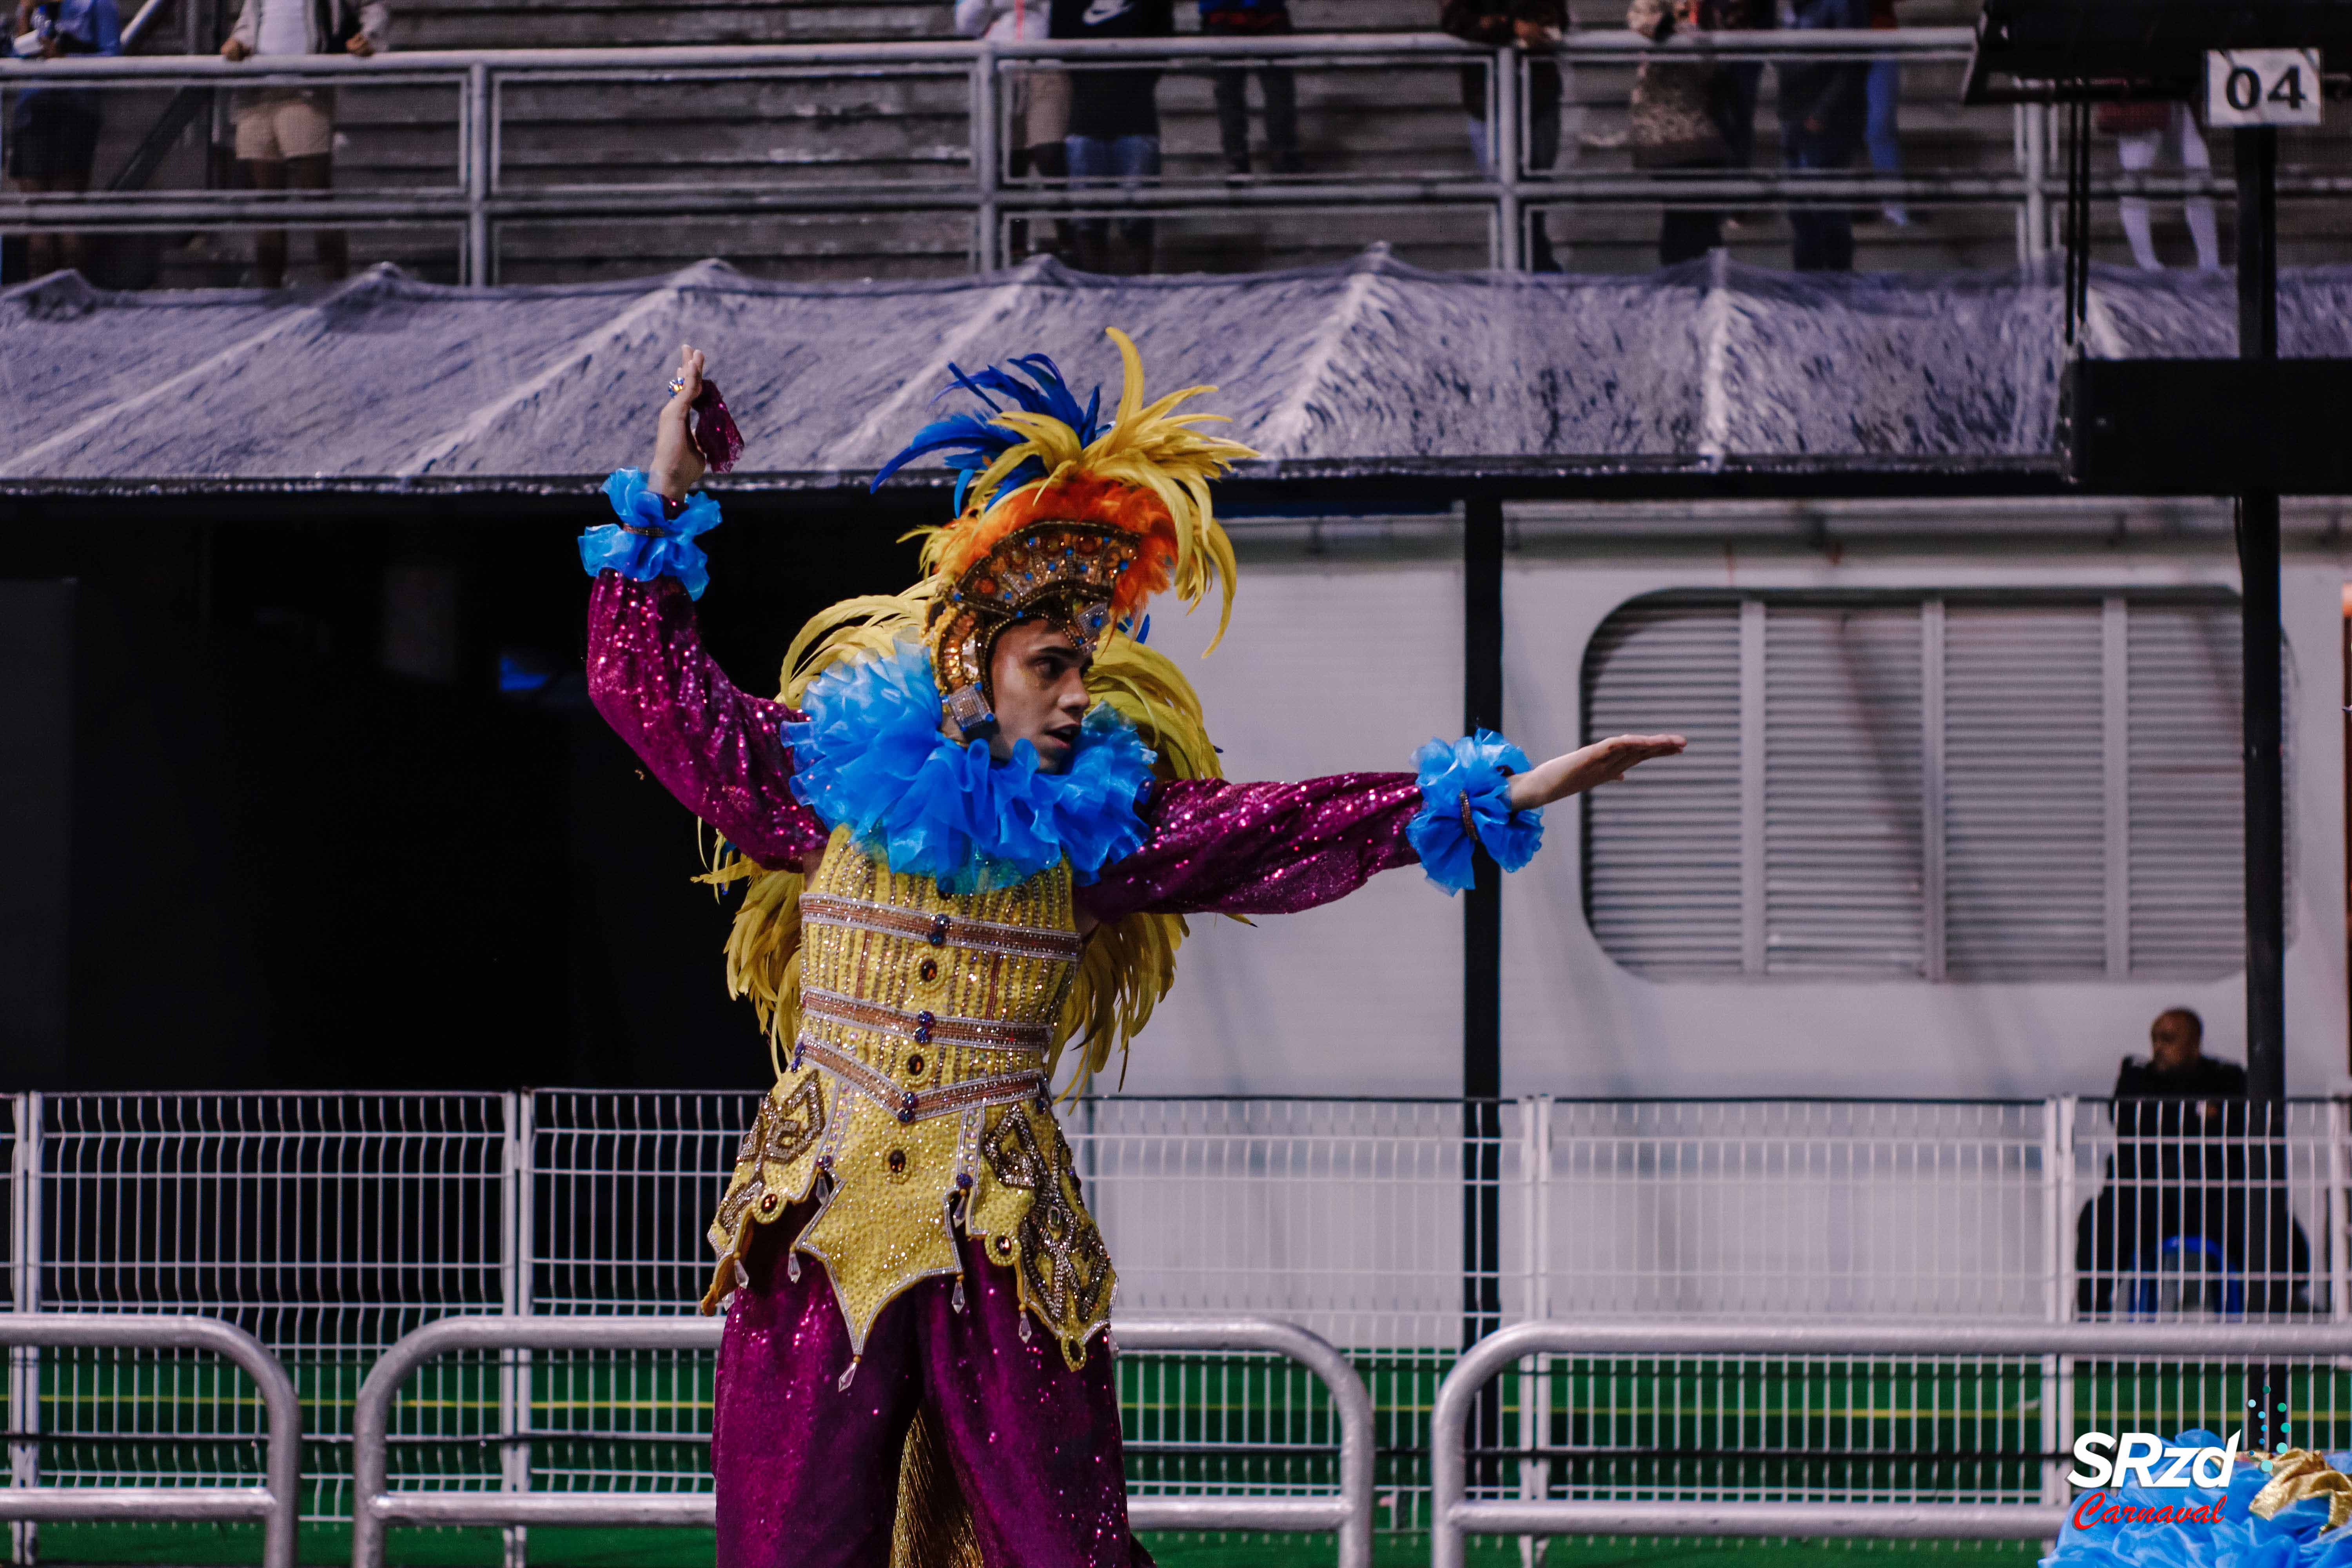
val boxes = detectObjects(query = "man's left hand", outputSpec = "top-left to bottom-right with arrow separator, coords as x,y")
345,33 -> 373,54
1507,733 -> 1687,811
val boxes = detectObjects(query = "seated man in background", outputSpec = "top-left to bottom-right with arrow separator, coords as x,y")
220,0 -> 387,288
2075,1009 -> 2310,1317
2115,1007 -> 2245,1108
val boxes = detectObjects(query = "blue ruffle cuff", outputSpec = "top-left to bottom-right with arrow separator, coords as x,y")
579,468 -> 722,601
1407,729 -> 1545,895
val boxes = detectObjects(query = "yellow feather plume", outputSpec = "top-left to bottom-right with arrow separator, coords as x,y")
913,328 -> 1256,652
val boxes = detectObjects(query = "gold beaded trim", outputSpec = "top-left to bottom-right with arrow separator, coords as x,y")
800,985 -> 1054,1051
799,892 -> 1084,962
796,1035 -> 1046,1124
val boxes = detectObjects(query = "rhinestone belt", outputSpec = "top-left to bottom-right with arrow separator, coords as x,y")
800,985 -> 1055,1051
795,1035 -> 1047,1125
799,893 -> 1084,963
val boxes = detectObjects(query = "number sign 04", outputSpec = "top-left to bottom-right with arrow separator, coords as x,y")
2207,48 -> 2324,126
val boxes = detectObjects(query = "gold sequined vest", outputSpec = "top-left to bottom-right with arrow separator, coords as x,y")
703,824 -> 1116,1370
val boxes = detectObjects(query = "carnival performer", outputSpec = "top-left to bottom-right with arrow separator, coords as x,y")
581,333 -> 1685,1568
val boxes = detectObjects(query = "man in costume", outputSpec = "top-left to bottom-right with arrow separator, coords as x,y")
580,334 -> 1684,1568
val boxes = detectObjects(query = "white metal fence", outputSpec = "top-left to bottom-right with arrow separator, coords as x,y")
3,1091 -> 2345,1546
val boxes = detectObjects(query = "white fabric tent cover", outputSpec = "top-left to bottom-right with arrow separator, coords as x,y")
4,247 -> 2349,485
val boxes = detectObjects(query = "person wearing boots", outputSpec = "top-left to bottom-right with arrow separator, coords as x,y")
1776,0 -> 1867,270
1050,0 -> 1172,274
1439,0 -> 1566,271
956,0 -> 1072,259
1201,0 -> 1302,179
220,0 -> 388,288
1626,0 -> 1764,265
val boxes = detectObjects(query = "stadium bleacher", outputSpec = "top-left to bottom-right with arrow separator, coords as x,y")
11,0 -> 2349,298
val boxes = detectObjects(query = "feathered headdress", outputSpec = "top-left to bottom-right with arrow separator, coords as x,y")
874,328 -> 1255,739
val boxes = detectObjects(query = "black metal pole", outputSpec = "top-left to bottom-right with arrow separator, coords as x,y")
2234,123 -> 2288,1426
2236,124 -> 2284,1105
1463,494 -> 1505,1486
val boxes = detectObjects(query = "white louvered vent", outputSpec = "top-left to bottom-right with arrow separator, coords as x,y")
1943,602 -> 2108,979
2124,599 -> 2289,975
1581,598 -> 1744,976
1583,588 -> 2271,984
1762,603 -> 1925,978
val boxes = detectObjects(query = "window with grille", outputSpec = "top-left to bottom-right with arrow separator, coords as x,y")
1581,591 -> 2283,982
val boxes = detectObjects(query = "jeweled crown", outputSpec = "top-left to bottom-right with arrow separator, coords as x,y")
871,330 -> 1255,740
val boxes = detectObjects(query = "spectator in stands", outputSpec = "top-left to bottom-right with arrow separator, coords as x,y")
1775,0 -> 1867,271
2102,100 -> 2221,271
1440,0 -> 1565,271
220,0 -> 387,289
1051,0 -> 1172,274
2074,1009 -> 2311,1317
957,0 -> 1071,260
1201,0 -> 1301,179
8,0 -> 121,279
1626,0 -> 1762,266
1860,0 -> 1908,228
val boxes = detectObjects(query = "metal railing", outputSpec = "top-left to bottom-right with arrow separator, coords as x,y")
0,1313 -> 301,1568
12,29 -> 2326,280
350,1312 -> 1374,1568
1429,1318 -> 2352,1563
10,1091 -> 2350,1543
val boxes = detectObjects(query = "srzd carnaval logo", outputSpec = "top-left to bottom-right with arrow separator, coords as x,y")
2067,1430 -> 2243,1529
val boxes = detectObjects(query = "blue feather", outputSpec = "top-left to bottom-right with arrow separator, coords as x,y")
871,353 -> 1107,501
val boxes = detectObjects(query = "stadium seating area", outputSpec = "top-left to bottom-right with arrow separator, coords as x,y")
15,0 -> 2351,287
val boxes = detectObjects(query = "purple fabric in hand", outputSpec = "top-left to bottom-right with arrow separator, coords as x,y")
690,382 -> 744,474
1077,773 -> 1424,922
585,572 -> 830,869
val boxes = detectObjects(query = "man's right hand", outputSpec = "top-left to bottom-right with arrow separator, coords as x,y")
648,343 -> 709,504
219,35 -> 250,58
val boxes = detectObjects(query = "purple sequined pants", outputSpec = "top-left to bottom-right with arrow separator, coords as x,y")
713,1216 -> 1144,1568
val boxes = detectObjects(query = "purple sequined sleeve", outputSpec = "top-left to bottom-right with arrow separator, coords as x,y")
1076,773 -> 1425,921
586,570 -> 830,870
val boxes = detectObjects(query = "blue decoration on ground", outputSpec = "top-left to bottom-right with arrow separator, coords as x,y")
783,642 -> 1156,894
1407,729 -> 1544,894
2042,1431 -> 2352,1568
579,468 -> 722,600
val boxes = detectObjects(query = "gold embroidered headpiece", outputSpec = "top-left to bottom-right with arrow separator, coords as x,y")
873,328 -> 1255,740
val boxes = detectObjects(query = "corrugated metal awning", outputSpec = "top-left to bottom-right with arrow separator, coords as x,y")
4,247 -> 2345,497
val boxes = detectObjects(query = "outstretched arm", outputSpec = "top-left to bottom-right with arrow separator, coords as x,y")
1076,731 -> 1686,922
583,346 -> 829,872
1078,772 -> 1425,921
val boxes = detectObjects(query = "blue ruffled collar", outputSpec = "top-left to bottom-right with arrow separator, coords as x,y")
782,643 -> 1156,894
